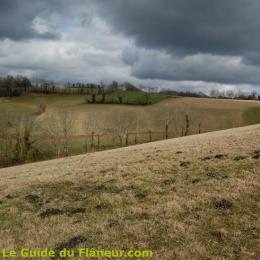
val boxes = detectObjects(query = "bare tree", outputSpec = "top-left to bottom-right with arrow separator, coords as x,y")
6,112 -> 38,164
84,113 -> 100,151
158,103 -> 175,139
59,111 -> 75,156
110,109 -> 137,146
43,110 -> 75,157
0,112 -> 11,166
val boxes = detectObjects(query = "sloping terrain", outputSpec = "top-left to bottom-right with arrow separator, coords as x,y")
1,96 -> 260,136
0,125 -> 259,259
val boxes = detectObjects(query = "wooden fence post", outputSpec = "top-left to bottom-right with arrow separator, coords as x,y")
149,130 -> 152,142
119,136 -> 123,147
125,132 -> 129,146
85,140 -> 88,152
184,114 -> 190,136
165,124 -> 169,139
91,131 -> 94,149
97,135 -> 100,150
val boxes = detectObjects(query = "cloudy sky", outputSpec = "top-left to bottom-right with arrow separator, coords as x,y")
0,0 -> 260,93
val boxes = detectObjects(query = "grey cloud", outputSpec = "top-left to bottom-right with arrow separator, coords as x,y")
242,53 -> 260,66
1,0 -> 260,90
121,47 -> 140,65
130,50 -> 260,85
94,0 -> 260,58
0,0 -> 59,40
0,0 -> 91,40
91,0 -> 260,87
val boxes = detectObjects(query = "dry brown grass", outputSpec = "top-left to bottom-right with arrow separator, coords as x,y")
48,97 -> 260,135
0,124 -> 259,259
2,96 -> 260,137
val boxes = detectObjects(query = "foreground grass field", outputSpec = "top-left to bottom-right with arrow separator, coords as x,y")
0,125 -> 259,259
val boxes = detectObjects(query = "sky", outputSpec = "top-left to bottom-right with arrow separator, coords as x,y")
0,0 -> 260,94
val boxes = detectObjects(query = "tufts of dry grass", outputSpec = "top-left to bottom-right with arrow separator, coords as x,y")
0,124 -> 259,259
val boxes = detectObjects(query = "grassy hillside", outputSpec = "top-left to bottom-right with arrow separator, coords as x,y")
244,107 -> 260,125
0,125 -> 259,259
1,96 -> 260,169
1,96 -> 260,135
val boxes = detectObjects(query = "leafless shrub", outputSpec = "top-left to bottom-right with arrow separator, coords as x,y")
0,111 -> 39,165
42,110 -> 75,157
84,112 -> 101,151
35,103 -> 46,116
109,109 -> 137,146
155,103 -> 176,139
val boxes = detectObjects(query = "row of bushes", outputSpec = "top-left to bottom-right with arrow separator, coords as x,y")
0,76 -> 32,97
85,93 -> 153,105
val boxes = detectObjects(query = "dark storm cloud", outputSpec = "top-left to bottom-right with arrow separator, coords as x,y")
0,0 -> 260,89
95,0 -> 260,58
1,0 -> 260,60
91,0 -> 260,87
0,0 -> 60,40
129,51 -> 260,85
0,0 -> 92,40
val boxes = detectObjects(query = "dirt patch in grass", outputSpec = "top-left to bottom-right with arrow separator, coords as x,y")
161,178 -> 175,186
213,199 -> 233,209
95,203 -> 108,210
68,208 -> 86,216
215,154 -> 227,159
135,192 -> 148,200
180,161 -> 191,167
191,178 -> 201,184
252,150 -> 260,159
39,207 -> 87,218
202,156 -> 213,161
206,171 -> 218,178
233,155 -> 247,161
55,236 -> 87,251
39,208 -> 64,218
24,194 -> 43,206
107,219 -> 120,228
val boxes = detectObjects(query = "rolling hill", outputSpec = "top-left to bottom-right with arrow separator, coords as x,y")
0,124 -> 259,259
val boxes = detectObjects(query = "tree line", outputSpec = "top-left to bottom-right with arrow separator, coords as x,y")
0,76 -> 32,97
160,88 -> 260,101
209,89 -> 260,101
0,76 -> 124,97
1,75 -> 259,101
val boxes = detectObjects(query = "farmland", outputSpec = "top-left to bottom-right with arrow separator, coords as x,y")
1,95 -> 260,134
0,124 -> 259,259
0,95 -> 260,167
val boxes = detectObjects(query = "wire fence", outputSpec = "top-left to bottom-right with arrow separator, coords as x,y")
1,130 -> 177,153
0,128 -> 203,168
